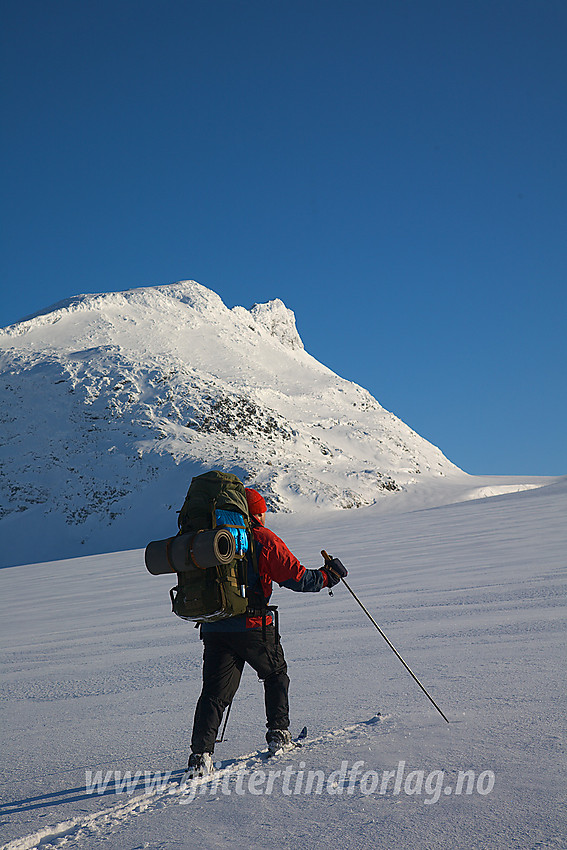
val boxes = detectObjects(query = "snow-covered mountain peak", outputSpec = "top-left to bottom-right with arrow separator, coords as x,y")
249,298 -> 304,350
8,281 -> 234,337
5,281 -> 306,356
0,279 -> 464,566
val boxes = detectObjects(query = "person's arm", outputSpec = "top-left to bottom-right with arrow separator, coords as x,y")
261,531 -> 329,593
280,569 -> 328,593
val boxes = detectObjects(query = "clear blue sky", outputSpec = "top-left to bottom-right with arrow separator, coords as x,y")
1,0 -> 565,475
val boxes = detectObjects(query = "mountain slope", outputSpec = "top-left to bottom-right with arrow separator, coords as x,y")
0,280 -> 463,566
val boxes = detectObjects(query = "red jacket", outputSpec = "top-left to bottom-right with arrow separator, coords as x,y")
253,524 -> 325,593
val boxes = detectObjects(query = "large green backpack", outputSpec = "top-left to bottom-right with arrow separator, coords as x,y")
170,471 -> 258,623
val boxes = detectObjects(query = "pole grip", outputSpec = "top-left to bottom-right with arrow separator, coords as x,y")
321,549 -> 342,580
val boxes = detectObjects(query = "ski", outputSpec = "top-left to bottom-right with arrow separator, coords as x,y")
179,726 -> 308,784
266,725 -> 308,758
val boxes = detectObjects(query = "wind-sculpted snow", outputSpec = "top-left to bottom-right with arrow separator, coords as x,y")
0,278 -> 468,565
0,479 -> 565,849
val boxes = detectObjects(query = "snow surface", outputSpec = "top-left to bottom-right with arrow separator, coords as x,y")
1,475 -> 566,850
0,279 -> 478,568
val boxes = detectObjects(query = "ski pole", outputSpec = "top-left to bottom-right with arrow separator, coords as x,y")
215,701 -> 232,743
321,550 -> 449,724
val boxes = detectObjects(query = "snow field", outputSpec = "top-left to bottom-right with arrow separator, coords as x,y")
1,476 -> 565,849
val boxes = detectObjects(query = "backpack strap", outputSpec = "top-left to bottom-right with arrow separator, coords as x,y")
245,531 -> 266,611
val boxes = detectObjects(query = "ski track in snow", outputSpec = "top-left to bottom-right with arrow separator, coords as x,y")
0,716 -> 391,850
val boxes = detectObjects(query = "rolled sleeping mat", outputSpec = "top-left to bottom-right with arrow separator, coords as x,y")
145,528 -> 236,575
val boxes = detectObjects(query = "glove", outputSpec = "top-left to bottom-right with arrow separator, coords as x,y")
321,556 -> 348,588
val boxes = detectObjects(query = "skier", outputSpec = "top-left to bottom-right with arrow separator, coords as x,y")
186,487 -> 347,776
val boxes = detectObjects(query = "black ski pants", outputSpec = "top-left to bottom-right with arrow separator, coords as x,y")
191,627 -> 290,754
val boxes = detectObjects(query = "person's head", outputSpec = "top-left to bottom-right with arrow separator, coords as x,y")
245,488 -> 267,526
